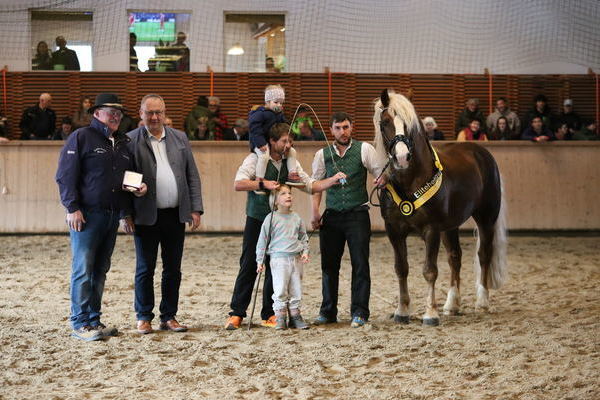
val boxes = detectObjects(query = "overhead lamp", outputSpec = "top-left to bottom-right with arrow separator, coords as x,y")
227,43 -> 244,55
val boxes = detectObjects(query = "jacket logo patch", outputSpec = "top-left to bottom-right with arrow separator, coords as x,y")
67,150 -> 75,154
94,147 -> 107,154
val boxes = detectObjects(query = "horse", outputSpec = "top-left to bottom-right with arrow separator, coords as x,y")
373,89 -> 508,326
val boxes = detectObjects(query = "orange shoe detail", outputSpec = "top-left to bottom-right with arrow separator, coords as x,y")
225,316 -> 243,330
260,315 -> 277,328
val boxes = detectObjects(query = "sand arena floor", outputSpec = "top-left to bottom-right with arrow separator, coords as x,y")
0,233 -> 598,399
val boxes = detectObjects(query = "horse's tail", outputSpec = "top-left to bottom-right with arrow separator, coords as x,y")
473,174 -> 508,290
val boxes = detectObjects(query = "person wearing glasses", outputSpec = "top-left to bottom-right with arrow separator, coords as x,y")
122,94 -> 204,335
56,93 -> 147,342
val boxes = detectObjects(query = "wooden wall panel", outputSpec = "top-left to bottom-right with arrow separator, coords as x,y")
1,72 -> 597,143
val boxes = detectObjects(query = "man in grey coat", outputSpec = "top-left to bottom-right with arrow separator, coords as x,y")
123,94 -> 203,334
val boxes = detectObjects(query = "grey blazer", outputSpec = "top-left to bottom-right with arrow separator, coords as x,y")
127,126 -> 203,225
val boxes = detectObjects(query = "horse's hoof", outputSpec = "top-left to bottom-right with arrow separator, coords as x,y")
394,315 -> 409,324
443,309 -> 459,316
422,317 -> 439,326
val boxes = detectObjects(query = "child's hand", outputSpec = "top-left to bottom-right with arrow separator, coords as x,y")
257,264 -> 265,273
259,144 -> 268,152
300,254 -> 309,263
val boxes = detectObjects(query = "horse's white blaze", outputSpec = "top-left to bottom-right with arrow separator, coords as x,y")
393,140 -> 410,169
443,286 -> 461,315
476,284 -> 490,310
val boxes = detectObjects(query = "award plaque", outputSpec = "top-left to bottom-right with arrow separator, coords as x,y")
123,170 -> 143,191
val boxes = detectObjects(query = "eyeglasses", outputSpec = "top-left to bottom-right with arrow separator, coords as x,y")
142,110 -> 165,116
100,108 -> 123,118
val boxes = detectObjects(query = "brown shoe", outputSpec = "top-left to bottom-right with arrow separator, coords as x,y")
137,320 -> 153,335
160,319 -> 188,332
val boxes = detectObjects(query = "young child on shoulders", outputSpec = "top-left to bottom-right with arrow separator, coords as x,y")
249,85 -> 302,194
256,185 -> 310,330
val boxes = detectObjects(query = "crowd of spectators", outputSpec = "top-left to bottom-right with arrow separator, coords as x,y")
2,92 -> 597,143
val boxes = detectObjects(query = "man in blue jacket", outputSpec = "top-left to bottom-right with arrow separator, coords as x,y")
56,93 -> 147,341
123,94 -> 203,335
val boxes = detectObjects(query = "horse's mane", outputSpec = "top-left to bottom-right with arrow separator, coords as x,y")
373,90 -> 421,169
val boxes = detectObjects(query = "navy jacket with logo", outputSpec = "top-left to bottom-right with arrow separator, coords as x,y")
56,117 -> 133,216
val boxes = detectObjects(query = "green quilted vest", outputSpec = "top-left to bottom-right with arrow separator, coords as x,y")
246,160 -> 289,221
324,140 -> 367,211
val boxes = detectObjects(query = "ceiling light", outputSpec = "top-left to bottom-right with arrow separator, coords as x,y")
227,43 -> 245,55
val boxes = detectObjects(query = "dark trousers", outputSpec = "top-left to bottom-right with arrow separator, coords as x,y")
229,216 -> 274,320
134,208 -> 185,322
319,209 -> 371,320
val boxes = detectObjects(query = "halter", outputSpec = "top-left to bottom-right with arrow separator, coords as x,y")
379,108 -> 414,162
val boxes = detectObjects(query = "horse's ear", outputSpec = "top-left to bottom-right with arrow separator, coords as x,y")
380,89 -> 390,108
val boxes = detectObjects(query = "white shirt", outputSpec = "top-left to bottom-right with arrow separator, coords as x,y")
234,153 -> 315,193
311,140 -> 382,180
146,127 -> 179,208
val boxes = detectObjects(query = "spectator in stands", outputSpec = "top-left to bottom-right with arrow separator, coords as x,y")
456,119 -> 487,141
296,120 -> 326,141
72,96 -> 93,129
290,105 -> 314,138
53,116 -> 74,140
173,32 -> 190,72
521,116 -> 554,142
558,99 -> 581,137
265,57 -> 280,73
553,122 -> 571,141
129,32 -> 139,72
486,97 -> 520,134
164,116 -> 173,128
572,120 -> 598,141
523,94 -> 553,131
489,116 -> 518,140
192,117 -> 211,140
223,118 -> 249,141
207,96 -> 229,140
456,98 -> 485,133
185,95 -> 210,139
51,36 -> 80,71
422,117 -> 445,140
32,41 -> 53,70
0,113 -> 9,142
19,92 -> 56,140
117,110 -> 138,136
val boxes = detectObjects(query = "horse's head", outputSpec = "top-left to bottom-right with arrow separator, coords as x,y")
373,89 -> 421,171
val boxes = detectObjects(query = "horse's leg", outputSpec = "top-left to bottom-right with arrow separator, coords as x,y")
474,223 -> 494,310
441,229 -> 462,315
422,229 -> 441,326
385,223 -> 410,324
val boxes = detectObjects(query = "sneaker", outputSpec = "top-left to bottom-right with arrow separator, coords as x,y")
285,173 -> 305,187
224,316 -> 243,330
289,314 -> 310,330
350,316 -> 367,328
260,315 -> 277,328
72,326 -> 103,342
93,323 -> 118,337
313,315 -> 337,325
275,315 -> 288,330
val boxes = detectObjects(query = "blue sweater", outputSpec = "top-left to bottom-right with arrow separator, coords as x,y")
248,106 -> 287,150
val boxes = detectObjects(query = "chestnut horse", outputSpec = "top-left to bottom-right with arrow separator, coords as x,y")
373,90 -> 507,325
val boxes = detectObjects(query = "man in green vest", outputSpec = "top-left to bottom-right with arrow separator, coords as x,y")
225,123 -> 346,330
311,112 -> 385,328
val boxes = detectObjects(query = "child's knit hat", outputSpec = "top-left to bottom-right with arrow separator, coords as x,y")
265,85 -> 285,102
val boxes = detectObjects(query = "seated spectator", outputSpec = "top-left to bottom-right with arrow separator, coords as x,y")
554,122 -> 571,141
117,109 -> 138,135
0,113 -> 9,142
19,92 -> 56,140
523,94 -> 553,131
53,116 -> 74,140
456,98 -> 485,133
185,95 -> 210,139
572,120 -> 598,141
422,116 -> 444,140
521,116 -> 554,142
164,116 -> 173,128
456,119 -> 487,141
129,32 -> 139,72
71,96 -> 93,129
51,36 -> 80,71
265,57 -> 280,73
172,31 -> 190,71
32,41 -> 53,70
207,96 -> 229,140
558,99 -> 581,136
489,116 -> 518,140
223,118 -> 249,141
192,117 -> 211,140
486,97 -> 520,134
296,120 -> 326,141
290,105 -> 314,138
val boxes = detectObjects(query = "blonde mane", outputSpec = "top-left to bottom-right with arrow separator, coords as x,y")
373,90 -> 421,169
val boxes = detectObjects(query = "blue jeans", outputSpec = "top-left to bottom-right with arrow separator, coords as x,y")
69,209 -> 119,329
